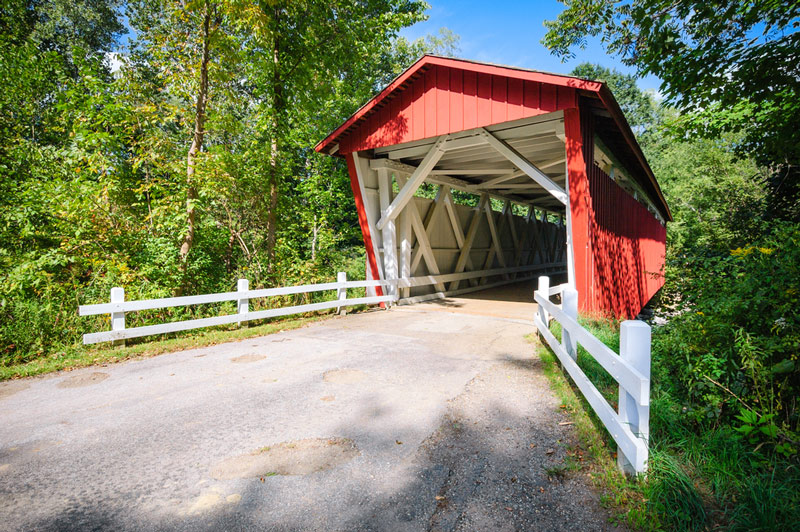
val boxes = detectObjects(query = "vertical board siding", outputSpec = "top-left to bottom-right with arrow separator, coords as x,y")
579,106 -> 665,318
587,164 -> 666,318
340,64 -> 575,153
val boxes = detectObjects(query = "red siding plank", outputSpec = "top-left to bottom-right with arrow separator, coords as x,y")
523,80 -> 540,117
437,64 -> 450,136
507,77 -> 523,121
541,83 -> 557,112
412,74 -> 425,140
463,70 -> 477,129
424,69 -> 437,138
491,75 -> 507,124
449,68 -> 464,132
477,73 -> 492,126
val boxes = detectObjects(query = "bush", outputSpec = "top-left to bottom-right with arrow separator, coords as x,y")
654,222 -> 800,450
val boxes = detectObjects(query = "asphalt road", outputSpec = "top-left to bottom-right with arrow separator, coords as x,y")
0,291 -> 622,531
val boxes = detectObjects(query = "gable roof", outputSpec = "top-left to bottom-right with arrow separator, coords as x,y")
316,55 -> 671,221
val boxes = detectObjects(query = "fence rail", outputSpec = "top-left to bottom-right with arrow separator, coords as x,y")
79,274 -> 394,345
533,276 -> 651,475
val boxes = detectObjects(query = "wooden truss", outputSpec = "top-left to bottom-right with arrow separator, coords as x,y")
360,126 -> 569,304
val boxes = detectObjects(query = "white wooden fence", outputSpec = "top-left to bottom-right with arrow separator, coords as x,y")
78,274 -> 394,345
533,276 -> 651,475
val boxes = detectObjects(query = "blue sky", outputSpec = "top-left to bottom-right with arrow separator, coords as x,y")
399,0 -> 662,93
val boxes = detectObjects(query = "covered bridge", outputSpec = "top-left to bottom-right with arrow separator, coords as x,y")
316,55 -> 670,318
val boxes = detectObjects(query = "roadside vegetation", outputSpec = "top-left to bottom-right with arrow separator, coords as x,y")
538,2 -> 799,529
0,0 -> 456,369
540,316 -> 799,531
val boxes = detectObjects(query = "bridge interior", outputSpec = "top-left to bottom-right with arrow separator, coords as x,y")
352,112 -> 571,306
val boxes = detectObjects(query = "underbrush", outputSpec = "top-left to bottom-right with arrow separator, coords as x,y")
540,317 -> 800,531
1,249 -> 368,370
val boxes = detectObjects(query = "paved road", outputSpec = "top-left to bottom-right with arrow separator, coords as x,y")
0,285 -> 621,531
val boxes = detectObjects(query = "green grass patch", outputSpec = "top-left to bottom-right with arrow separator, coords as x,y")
531,330 -> 653,530
0,312 -> 334,381
533,316 -> 800,531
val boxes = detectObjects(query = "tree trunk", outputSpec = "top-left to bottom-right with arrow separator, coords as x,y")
265,8 -> 283,276
311,214 -> 318,260
179,0 -> 212,281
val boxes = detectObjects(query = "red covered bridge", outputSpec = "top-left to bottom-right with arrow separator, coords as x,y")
316,55 -> 670,318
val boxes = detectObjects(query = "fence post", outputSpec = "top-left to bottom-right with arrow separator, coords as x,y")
618,320 -> 651,475
336,272 -> 347,315
110,287 -> 125,346
536,276 -> 550,327
562,288 -> 578,361
237,279 -> 249,325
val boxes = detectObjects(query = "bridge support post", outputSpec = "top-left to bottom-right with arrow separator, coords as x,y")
111,286 -> 126,346
237,279 -> 249,326
336,272 -> 348,315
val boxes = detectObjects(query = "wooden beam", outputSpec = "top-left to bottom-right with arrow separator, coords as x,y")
450,194 -> 488,291
395,174 -> 445,292
537,155 -> 567,170
377,168 -> 398,299
513,209 -> 533,268
429,168 -> 515,175
376,135 -> 447,231
484,183 -> 546,190
399,201 -> 411,299
371,158 -> 534,206
410,185 -> 449,273
480,128 -> 568,204
483,201 -> 508,271
476,171 -> 526,189
443,189 -> 477,286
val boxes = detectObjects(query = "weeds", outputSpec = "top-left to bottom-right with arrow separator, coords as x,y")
535,316 -> 800,531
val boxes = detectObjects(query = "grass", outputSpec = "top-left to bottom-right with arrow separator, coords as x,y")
0,312 -> 334,381
531,329 -> 652,530
533,316 -> 800,531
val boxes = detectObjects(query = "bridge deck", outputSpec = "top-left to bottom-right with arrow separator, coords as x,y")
414,279 -> 538,322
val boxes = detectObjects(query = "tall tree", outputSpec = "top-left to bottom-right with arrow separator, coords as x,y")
569,63 -> 657,135
228,0 -> 427,274
543,0 -> 800,220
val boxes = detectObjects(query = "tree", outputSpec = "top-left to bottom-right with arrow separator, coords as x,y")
543,0 -> 800,220
569,63 -> 657,135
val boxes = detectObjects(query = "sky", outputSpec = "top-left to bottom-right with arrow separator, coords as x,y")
399,0 -> 662,93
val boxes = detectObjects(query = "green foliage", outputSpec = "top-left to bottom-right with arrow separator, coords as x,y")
545,0 -> 800,220
645,450 -> 706,532
570,63 -> 658,134
655,224 -> 800,436
0,0 -> 453,363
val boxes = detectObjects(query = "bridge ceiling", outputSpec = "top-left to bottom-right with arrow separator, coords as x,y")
371,113 -> 567,210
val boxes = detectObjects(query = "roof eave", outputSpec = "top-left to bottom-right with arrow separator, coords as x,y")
596,85 -> 672,221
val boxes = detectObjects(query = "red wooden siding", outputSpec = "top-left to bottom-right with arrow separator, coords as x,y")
570,105 -> 665,318
587,164 -> 666,318
339,64 -> 577,153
